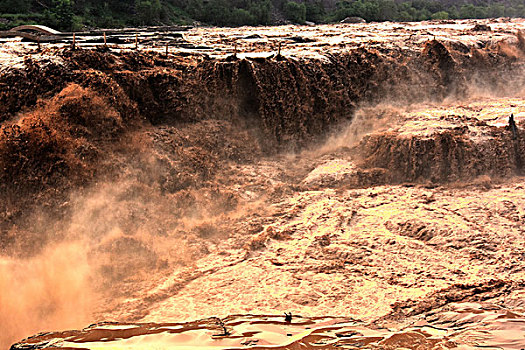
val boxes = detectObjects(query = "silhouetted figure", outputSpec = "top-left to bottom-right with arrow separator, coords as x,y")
508,114 -> 518,140
284,312 -> 292,323
508,113 -> 523,174
212,317 -> 230,337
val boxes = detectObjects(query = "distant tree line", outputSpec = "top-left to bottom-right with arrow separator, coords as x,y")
0,0 -> 523,30
331,0 -> 525,22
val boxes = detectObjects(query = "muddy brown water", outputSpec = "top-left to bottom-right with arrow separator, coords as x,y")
2,18 -> 525,350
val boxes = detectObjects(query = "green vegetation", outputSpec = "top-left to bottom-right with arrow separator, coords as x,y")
0,0 -> 524,30
185,0 -> 271,26
283,1 -> 306,24
331,0 -> 525,22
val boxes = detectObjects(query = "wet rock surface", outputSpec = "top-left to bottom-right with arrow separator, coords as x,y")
10,298 -> 525,349
2,18 -> 525,349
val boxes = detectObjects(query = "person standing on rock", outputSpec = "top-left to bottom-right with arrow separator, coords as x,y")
508,114 -> 518,140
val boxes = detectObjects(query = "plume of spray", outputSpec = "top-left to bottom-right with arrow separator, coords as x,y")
0,241 -> 94,349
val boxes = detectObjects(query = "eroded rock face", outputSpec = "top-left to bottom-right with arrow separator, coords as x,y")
1,19 -> 525,350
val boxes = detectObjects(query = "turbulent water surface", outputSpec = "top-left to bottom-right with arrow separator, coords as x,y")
1,18 -> 525,350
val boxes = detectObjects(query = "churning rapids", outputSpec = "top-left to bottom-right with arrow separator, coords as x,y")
1,18 -> 525,349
